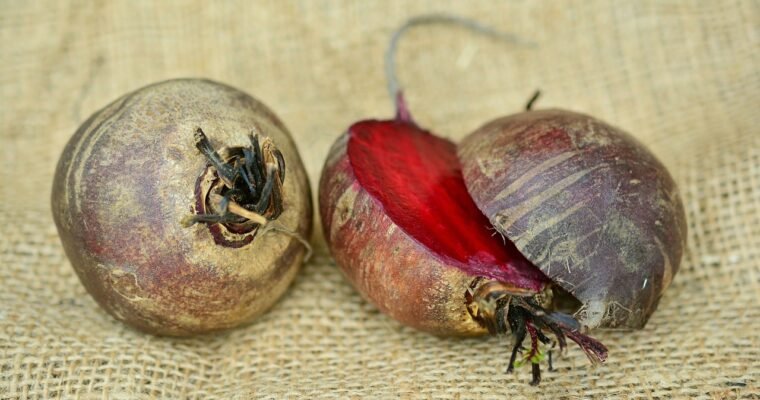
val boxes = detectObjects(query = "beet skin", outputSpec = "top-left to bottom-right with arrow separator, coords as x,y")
52,79 -> 312,336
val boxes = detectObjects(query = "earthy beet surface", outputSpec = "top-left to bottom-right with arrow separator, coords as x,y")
52,79 -> 312,336
459,109 -> 687,329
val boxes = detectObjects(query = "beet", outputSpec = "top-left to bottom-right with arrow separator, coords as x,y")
52,79 -> 312,336
319,15 -> 684,385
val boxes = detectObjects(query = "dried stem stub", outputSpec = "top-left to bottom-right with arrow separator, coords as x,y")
466,278 -> 608,386
183,128 -> 286,247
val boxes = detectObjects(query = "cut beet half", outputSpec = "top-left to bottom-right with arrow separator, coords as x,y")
346,118 -> 549,292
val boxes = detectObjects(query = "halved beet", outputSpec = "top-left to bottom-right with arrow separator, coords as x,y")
458,109 -> 687,329
319,13 -> 687,385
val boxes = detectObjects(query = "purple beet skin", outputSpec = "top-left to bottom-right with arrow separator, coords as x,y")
459,109 -> 687,329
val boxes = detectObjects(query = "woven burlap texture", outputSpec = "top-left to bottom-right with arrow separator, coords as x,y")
1,1 -> 758,399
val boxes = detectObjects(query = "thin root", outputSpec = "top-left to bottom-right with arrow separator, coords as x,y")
261,221 -> 313,262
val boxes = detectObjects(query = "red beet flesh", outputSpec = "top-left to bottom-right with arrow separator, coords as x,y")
347,119 -> 549,292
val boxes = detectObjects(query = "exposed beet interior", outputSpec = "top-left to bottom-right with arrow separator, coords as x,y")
347,119 -> 549,291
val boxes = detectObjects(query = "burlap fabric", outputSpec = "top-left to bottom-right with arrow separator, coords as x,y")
1,1 -> 758,399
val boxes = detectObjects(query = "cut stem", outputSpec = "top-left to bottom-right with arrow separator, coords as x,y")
525,90 -> 541,111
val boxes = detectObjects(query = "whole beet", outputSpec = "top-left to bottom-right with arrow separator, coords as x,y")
52,79 -> 312,336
